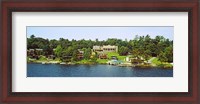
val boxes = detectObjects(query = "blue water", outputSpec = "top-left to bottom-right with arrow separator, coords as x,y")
27,63 -> 173,77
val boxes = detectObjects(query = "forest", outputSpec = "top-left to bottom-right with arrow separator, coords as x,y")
27,34 -> 173,66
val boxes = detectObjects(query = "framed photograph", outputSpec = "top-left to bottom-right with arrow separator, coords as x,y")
1,0 -> 199,103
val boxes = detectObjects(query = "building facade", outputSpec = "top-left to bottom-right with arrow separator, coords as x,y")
77,49 -> 84,59
93,45 -> 118,53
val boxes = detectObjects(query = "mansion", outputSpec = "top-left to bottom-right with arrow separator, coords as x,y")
93,45 -> 118,53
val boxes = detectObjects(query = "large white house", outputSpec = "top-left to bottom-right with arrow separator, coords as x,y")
93,45 -> 118,53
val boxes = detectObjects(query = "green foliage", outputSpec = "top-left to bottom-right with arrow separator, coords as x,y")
83,48 -> 91,60
132,49 -> 140,59
54,45 -> 62,57
157,45 -> 173,63
151,58 -> 162,65
163,63 -> 173,68
158,52 -> 168,62
131,35 -> 173,63
63,46 -> 73,56
90,52 -> 98,62
164,45 -> 173,62
27,34 -> 173,63
143,50 -> 151,61
38,55 -> 47,61
49,39 -> 59,49
96,59 -> 109,64
107,52 -> 126,61
118,46 -> 129,55
30,35 -> 35,39
72,50 -> 78,61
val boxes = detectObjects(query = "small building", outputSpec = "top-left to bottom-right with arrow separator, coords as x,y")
102,45 -> 118,53
93,46 -> 103,52
27,49 -> 43,59
27,49 -> 34,56
99,53 -> 107,59
125,55 -> 133,62
35,49 -> 43,51
77,49 -> 84,59
35,49 -> 43,55
125,57 -> 130,62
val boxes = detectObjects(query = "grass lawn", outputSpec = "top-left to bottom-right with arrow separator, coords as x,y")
54,58 -> 61,61
76,59 -> 88,64
151,57 -> 173,68
38,55 -> 47,61
151,57 -> 162,65
107,52 -> 126,61
76,59 -> 96,64
96,59 -> 109,64
75,52 -> 126,64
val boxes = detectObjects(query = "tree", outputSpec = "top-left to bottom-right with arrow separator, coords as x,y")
90,52 -> 98,62
49,39 -> 59,49
27,34 -> 173,64
164,45 -> 173,62
132,48 -> 140,59
30,35 -> 35,39
118,46 -> 129,55
84,48 -> 91,60
60,46 -> 74,59
143,50 -> 151,61
158,52 -> 168,63
54,45 -> 62,57
72,50 -> 78,61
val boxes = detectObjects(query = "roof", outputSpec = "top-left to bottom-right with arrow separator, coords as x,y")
35,49 -> 43,51
102,45 -> 117,48
93,46 -> 101,49
29,49 -> 34,51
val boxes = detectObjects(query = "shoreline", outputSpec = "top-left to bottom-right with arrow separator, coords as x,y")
27,61 -> 173,69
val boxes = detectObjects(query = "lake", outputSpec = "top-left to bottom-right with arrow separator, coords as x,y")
27,63 -> 173,77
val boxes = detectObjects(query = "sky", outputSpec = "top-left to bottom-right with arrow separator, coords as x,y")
27,26 -> 173,41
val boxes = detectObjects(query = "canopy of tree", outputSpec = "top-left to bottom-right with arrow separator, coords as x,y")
27,34 -> 173,63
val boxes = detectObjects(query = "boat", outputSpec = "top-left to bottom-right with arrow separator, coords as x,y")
117,62 -> 135,67
60,62 -> 66,65
107,60 -> 122,65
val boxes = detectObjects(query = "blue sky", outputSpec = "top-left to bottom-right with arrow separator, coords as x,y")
27,26 -> 173,41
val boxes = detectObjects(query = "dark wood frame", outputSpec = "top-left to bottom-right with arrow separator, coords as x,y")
1,0 -> 199,103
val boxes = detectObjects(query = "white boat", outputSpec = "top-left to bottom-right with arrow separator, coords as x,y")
42,62 -> 46,64
60,62 -> 66,65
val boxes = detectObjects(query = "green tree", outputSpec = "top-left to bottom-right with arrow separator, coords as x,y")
118,46 -> 129,55
164,45 -> 173,62
54,45 -> 62,57
132,48 -> 140,59
49,39 -> 59,49
84,48 -> 91,60
72,50 -> 78,61
158,52 -> 168,63
90,52 -> 98,63
30,35 -> 35,39
143,50 -> 151,61
27,34 -> 173,64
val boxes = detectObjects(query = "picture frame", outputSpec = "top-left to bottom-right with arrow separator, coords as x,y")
1,0 -> 199,103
